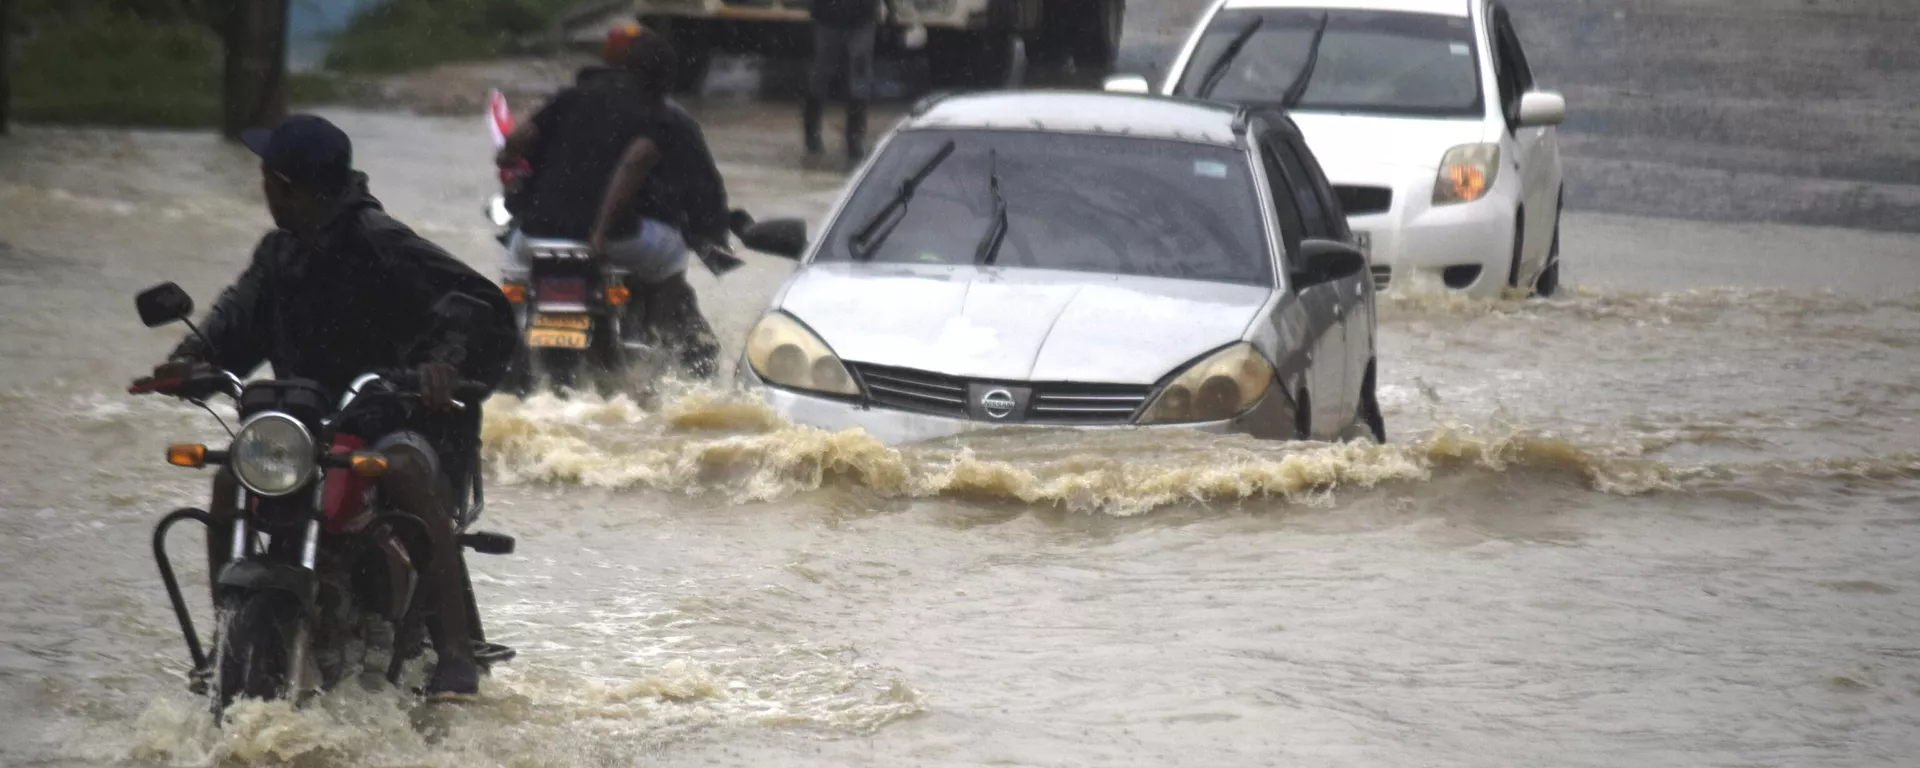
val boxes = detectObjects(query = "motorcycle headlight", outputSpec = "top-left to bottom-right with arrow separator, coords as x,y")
745,312 -> 860,397
1433,143 -> 1501,206
1137,343 -> 1275,424
231,412 -> 316,497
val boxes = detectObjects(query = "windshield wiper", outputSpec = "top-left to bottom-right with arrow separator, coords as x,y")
850,139 -> 957,260
1279,13 -> 1331,109
974,150 -> 1009,266
1195,15 -> 1264,99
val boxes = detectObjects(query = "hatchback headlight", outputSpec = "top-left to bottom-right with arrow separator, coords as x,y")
1137,343 -> 1275,424
231,412 -> 316,497
1433,143 -> 1500,205
745,312 -> 860,396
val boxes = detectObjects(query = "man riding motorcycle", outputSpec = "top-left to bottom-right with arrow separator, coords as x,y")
140,114 -> 519,698
495,27 -> 727,378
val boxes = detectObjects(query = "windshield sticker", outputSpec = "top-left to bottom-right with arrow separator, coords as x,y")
1450,42 -> 1470,56
1193,160 -> 1229,179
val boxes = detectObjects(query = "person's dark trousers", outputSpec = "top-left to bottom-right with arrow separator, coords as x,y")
804,19 -> 876,160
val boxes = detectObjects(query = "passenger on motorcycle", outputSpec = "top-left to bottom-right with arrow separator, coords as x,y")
140,115 -> 519,698
495,27 -> 727,377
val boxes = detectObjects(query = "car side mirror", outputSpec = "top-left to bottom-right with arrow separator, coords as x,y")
738,218 -> 809,260
1291,239 -> 1367,288
1517,90 -> 1566,128
1102,74 -> 1152,94
136,282 -> 194,328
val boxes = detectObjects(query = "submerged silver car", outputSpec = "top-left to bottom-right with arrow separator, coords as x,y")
732,90 -> 1384,446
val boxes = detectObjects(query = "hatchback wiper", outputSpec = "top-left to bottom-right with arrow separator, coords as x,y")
1195,16 -> 1264,99
850,139 -> 957,260
1279,13 -> 1331,109
974,149 -> 1009,266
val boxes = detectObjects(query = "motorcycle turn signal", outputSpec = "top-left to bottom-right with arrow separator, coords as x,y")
166,443 -> 227,468
351,452 -> 389,478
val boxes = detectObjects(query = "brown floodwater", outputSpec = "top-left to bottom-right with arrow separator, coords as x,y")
3,78 -> 1919,768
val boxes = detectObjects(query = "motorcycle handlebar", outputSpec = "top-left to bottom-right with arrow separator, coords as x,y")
366,369 -> 491,404
128,366 -> 239,400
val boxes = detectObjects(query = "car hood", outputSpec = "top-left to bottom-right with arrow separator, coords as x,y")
1289,112 -> 1494,178
775,264 -> 1272,385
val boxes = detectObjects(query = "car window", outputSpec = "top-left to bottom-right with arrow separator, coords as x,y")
1288,141 -> 1350,240
816,130 -> 1274,287
1176,8 -> 1484,118
1254,138 -> 1307,269
1269,137 -> 1337,241
1493,6 -> 1535,91
1489,5 -> 1532,127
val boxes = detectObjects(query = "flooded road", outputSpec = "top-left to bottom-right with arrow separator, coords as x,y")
6,64 -> 1920,768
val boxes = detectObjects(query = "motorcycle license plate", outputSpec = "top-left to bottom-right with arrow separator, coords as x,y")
533,312 -> 591,330
527,328 -> 589,349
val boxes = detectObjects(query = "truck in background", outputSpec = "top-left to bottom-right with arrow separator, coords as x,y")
621,0 -> 1124,92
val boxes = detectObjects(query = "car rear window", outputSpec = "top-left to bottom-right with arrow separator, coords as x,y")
1177,8 -> 1485,118
816,130 -> 1273,287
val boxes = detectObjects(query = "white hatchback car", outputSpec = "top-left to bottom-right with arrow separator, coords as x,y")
1146,0 -> 1567,297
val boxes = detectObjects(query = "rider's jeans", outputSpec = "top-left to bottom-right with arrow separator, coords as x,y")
501,218 -> 688,285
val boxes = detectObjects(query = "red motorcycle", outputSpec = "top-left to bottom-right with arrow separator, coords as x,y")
131,283 -> 518,714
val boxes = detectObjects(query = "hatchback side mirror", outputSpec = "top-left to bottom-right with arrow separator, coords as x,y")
1517,90 -> 1567,128
1103,74 -> 1152,94
738,218 -> 809,260
136,282 -> 194,328
1291,239 -> 1367,288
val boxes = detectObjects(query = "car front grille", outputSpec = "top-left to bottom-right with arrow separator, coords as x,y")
1334,185 -> 1394,216
845,363 -> 1151,425
850,363 -> 969,418
1371,264 -> 1392,291
1029,384 -> 1151,424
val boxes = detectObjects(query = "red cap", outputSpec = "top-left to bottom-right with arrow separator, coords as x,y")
604,23 -> 645,66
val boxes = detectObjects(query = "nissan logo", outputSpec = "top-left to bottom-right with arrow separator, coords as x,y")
980,389 -> 1017,419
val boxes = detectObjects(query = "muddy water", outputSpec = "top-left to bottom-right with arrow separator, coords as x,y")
4,98 -> 1920,768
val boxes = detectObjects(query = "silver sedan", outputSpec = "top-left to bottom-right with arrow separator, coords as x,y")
733,90 -> 1385,446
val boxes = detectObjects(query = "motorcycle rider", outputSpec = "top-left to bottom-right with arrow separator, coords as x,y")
140,114 -> 518,699
496,27 -> 726,377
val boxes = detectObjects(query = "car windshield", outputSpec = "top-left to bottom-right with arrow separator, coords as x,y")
817,130 -> 1273,287
1177,9 -> 1484,118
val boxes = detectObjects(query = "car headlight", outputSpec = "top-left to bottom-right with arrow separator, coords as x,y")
1433,143 -> 1500,206
231,412 -> 316,497
745,312 -> 860,396
1136,343 -> 1275,424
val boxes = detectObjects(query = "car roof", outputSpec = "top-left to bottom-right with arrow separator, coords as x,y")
1218,0 -> 1472,18
904,90 -> 1248,147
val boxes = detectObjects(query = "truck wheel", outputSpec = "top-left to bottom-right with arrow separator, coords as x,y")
1071,0 -> 1124,77
928,29 -> 1014,89
1022,25 -> 1072,84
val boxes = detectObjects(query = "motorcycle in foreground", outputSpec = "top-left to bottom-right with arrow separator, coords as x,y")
131,283 -> 518,715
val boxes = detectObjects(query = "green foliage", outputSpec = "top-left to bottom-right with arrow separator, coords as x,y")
324,0 -> 581,74
12,11 -> 225,127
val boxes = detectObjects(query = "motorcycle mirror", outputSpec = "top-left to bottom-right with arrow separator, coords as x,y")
431,292 -> 491,326
136,282 -> 194,328
738,218 -> 809,260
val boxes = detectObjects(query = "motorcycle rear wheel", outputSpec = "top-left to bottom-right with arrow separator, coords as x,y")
215,593 -> 296,712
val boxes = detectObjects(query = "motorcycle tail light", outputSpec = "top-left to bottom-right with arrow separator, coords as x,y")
501,281 -> 527,304
605,283 -> 631,306
538,277 -> 586,303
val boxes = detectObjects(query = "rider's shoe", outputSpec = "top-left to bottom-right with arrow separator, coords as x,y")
423,655 -> 481,701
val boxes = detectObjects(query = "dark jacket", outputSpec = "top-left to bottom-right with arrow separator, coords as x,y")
518,75 -> 732,247
171,173 -> 519,402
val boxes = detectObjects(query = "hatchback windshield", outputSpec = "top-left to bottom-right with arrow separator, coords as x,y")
1176,9 -> 1483,117
816,130 -> 1272,287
